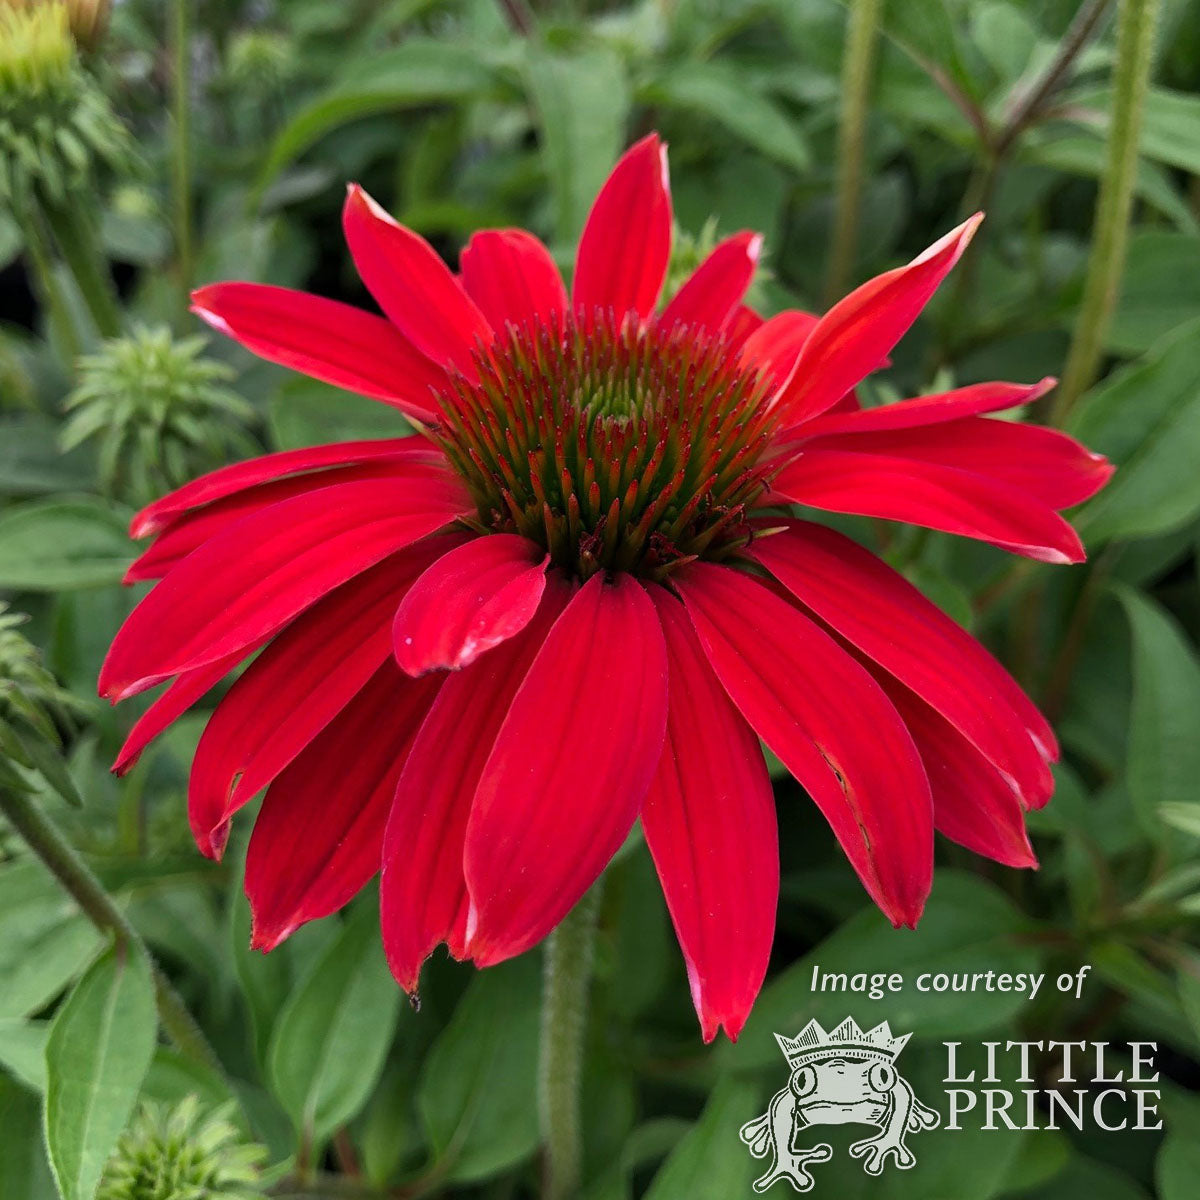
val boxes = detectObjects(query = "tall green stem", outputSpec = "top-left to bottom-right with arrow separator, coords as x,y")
18,208 -> 83,360
171,0 -> 194,298
1055,0 -> 1161,422
41,200 -> 121,340
0,785 -> 223,1075
539,888 -> 601,1200
825,0 -> 882,304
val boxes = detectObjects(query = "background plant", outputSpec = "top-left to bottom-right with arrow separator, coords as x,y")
1,1 -> 1199,1198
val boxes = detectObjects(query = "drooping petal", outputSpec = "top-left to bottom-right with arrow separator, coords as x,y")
112,653 -> 242,775
799,418 -> 1113,509
572,134 -> 672,321
464,572 -> 669,966
100,467 -> 472,700
675,562 -> 932,927
459,229 -> 567,332
775,215 -> 982,428
380,575 -> 573,993
877,675 -> 1037,868
190,283 -> 446,423
245,662 -> 442,951
131,437 -> 438,538
751,521 -> 1056,804
739,310 -> 818,387
642,586 -> 777,1043
771,448 -> 1085,564
392,534 -> 548,676
342,184 -> 492,376
661,231 -> 762,334
188,538 -> 460,860
126,462 -> 417,583
795,378 -> 1057,439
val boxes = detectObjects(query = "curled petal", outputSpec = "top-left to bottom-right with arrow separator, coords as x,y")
572,134 -> 672,321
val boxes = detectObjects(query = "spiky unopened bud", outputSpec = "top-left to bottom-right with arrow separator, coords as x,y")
63,326 -> 258,505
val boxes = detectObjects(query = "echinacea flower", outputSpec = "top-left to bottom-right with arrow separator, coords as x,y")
100,134 -> 1111,1042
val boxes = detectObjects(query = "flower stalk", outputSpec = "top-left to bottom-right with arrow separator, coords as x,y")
41,197 -> 121,338
539,886 -> 601,1200
1055,0 -> 1161,422
171,0 -> 194,298
0,784 -> 223,1075
825,0 -> 882,304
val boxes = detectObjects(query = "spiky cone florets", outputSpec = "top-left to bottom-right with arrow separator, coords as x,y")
63,326 -> 258,505
0,2 -> 130,208
98,1097 -> 268,1200
437,311 -> 781,581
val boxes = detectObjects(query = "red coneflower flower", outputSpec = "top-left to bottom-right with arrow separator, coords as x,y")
100,134 -> 1111,1042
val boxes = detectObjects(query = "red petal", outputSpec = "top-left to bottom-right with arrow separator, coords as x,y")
111,654 -> 241,775
775,215 -> 982,427
879,676 -> 1037,868
380,575 -> 573,993
661,231 -> 762,334
190,283 -> 446,423
459,229 -> 567,332
751,521 -> 1056,804
126,462 -> 420,583
724,304 -> 764,353
572,134 -> 672,321
100,467 -> 472,700
642,586 -> 777,1043
675,562 -> 932,927
464,572 -> 668,966
800,418 -> 1112,509
342,184 -> 492,376
245,662 -> 442,951
188,539 -> 459,860
796,378 -> 1056,438
771,448 -> 1085,563
392,534 -> 548,675
132,437 -> 437,538
739,310 -> 819,387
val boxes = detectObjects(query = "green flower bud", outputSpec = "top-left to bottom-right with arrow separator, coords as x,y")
662,217 -> 721,306
62,326 -> 258,505
224,30 -> 298,96
98,1097 -> 268,1200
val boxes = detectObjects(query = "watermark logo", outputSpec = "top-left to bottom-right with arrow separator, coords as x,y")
739,1016 -> 939,1192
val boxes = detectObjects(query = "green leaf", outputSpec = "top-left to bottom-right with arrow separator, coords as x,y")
724,871 -> 1043,1071
1159,1134 -> 1200,1200
0,1018 -> 49,1092
1071,86 -> 1200,175
0,414 -> 95,496
642,63 -> 810,171
417,955 -> 541,1183
524,46 -> 631,244
1070,320 -> 1200,542
1109,232 -> 1200,354
267,903 -> 401,1144
0,1076 -> 57,1200
267,376 -> 405,451
1113,586 -> 1200,838
44,942 -> 157,1200
642,1077 -> 763,1200
256,40 -> 501,195
0,497 -> 131,591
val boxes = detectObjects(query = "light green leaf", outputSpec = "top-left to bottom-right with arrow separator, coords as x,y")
1071,86 -> 1200,176
267,903 -> 400,1144
1113,586 -> 1200,838
44,942 -> 157,1200
524,46 -> 631,245
0,1018 -> 49,1093
0,497 -> 131,591
1070,320 -> 1200,542
643,63 -> 810,172
417,955 -> 541,1183
256,39 -> 501,194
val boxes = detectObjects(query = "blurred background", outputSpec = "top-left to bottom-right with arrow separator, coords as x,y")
1,1 -> 1199,1197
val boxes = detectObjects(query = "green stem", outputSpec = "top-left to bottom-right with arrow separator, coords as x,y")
539,887 -> 601,1200
18,208 -> 82,361
1055,0 -> 1161,422
825,0 -> 882,305
0,785 -> 223,1075
171,0 -> 194,298
40,200 -> 121,340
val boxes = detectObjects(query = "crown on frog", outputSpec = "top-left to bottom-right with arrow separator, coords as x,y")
775,1017 -> 911,1068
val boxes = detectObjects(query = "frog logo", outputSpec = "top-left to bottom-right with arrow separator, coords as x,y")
739,1017 -> 940,1192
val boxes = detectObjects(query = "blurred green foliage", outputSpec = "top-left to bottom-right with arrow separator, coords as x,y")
1,1 -> 1200,1198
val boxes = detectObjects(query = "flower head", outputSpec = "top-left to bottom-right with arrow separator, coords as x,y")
100,135 -> 1112,1041
63,326 -> 257,505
